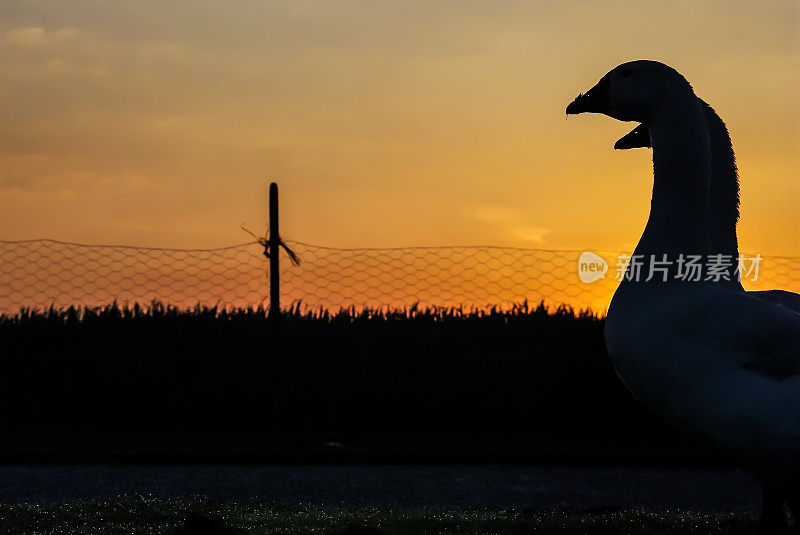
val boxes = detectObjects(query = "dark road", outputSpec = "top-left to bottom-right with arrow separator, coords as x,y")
0,464 -> 760,511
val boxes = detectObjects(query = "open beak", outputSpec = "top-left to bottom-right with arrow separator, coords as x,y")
614,124 -> 651,150
566,75 -> 611,115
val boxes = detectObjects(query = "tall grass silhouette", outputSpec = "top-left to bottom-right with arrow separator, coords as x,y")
1,300 -> 600,357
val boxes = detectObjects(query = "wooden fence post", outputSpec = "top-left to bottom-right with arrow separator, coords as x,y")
268,182 -> 280,320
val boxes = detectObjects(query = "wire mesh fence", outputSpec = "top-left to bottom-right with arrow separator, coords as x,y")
1,238 -> 798,315
0,239 -> 266,314
281,242 -> 623,313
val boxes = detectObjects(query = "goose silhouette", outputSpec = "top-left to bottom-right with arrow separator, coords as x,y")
567,60 -> 800,534
614,103 -> 800,314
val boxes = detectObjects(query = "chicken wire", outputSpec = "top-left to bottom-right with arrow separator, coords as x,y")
1,238 -> 797,315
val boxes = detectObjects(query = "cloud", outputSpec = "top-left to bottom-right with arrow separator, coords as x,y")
4,27 -> 46,46
472,205 -> 521,224
471,205 -> 550,245
3,26 -> 81,47
514,226 -> 550,244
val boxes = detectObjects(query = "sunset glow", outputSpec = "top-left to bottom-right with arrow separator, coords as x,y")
2,1 -> 798,258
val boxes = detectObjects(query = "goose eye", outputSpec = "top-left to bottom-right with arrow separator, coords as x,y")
621,69 -> 633,78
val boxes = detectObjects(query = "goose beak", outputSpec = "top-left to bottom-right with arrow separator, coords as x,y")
566,75 -> 611,115
614,124 -> 651,150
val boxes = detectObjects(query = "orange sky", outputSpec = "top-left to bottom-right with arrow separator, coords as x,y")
1,1 -> 799,256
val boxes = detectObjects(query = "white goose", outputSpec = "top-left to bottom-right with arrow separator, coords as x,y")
567,60 -> 800,533
614,102 -> 800,313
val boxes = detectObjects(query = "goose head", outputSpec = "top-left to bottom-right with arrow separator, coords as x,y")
566,60 -> 696,124
567,61 -> 712,257
615,124 -> 651,150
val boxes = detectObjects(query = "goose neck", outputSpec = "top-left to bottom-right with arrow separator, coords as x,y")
704,102 -> 741,259
635,99 -> 711,258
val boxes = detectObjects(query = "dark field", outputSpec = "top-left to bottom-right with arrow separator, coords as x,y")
0,302 -> 707,461
0,302 -> 693,461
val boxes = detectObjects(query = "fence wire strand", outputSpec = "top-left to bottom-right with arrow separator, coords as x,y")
1,238 -> 798,314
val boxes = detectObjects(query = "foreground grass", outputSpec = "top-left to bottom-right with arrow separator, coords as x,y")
0,495 -> 760,534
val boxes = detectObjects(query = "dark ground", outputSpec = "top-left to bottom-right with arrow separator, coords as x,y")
0,464 -> 760,511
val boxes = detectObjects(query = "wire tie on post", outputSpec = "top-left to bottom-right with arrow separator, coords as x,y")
241,225 -> 298,264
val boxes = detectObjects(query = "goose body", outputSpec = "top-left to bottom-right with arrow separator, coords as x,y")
615,102 -> 800,314
607,280 -> 800,486
567,60 -> 800,530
